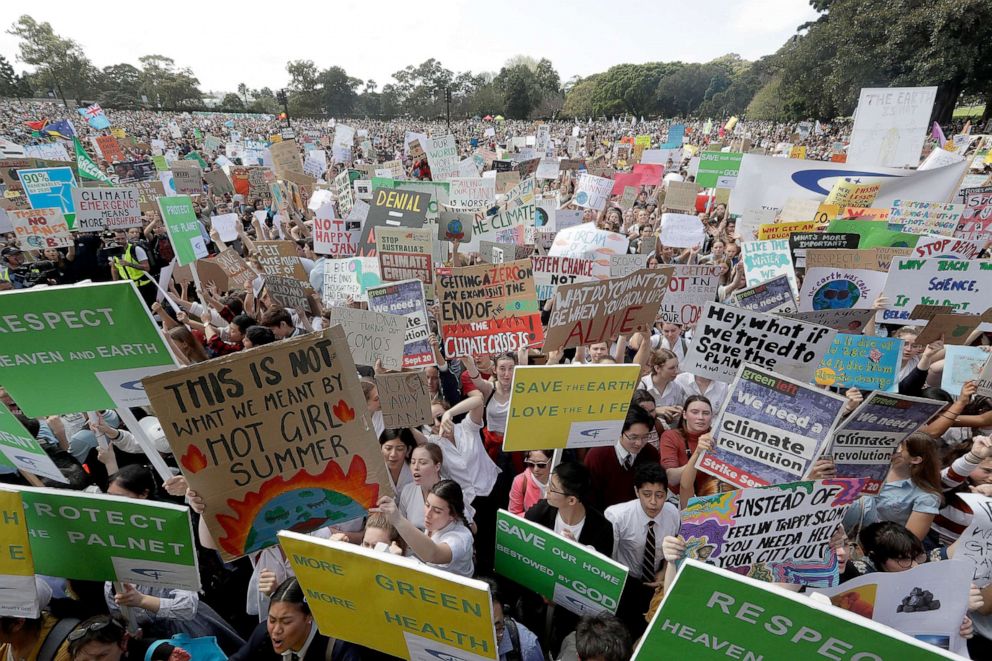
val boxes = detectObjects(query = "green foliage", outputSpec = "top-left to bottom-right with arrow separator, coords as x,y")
220,93 -> 245,111
745,74 -> 788,120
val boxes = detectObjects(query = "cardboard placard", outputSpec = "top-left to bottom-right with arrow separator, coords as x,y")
326,308 -> 405,370
376,371 -> 432,429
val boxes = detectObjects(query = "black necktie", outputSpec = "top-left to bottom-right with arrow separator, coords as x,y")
642,520 -> 656,582
623,454 -> 633,470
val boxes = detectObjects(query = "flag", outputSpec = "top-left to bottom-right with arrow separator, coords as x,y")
224,120 -> 235,128
24,119 -> 46,131
80,103 -> 103,118
724,116 -> 739,132
42,119 -> 76,139
931,121 -> 947,147
73,137 -> 114,185
79,103 -> 111,130
814,120 -> 824,135
88,115 -> 111,130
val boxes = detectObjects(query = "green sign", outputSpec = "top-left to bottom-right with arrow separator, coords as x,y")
633,560 -> 955,660
0,404 -> 65,483
827,219 -> 921,248
0,281 -> 176,416
152,154 -> 169,172
158,195 -> 207,266
696,151 -> 743,189
13,486 -> 200,590
184,150 -> 208,169
495,510 -> 627,616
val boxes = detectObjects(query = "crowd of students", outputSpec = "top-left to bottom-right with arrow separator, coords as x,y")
1,98 -> 991,660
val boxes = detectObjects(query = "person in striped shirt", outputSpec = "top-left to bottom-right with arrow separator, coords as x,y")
933,436 -> 992,547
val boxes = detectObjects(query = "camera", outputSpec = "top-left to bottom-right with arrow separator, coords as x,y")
11,260 -> 58,286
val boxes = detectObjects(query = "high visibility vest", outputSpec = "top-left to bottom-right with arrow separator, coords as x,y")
0,266 -> 8,282
114,243 -> 151,286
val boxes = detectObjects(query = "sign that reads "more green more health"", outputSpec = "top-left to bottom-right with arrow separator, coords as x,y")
495,510 -> 628,616
0,281 -> 177,416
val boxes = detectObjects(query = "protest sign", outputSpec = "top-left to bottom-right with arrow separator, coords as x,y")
280,532 -> 497,660
912,234 -> 983,260
681,479 -> 862,586
798,267 -> 888,312
0,281 -> 176,416
788,233 -> 860,269
425,133 -> 459,180
8,207 -> 71,250
740,239 -> 798,298
816,334 -> 903,391
376,371 -> 432,429
438,210 -> 474,243
757,220 -> 827,241
367,279 -> 434,368
956,186 -> 992,243
71,187 -> 141,231
255,240 -> 309,282
144,327 -> 388,561
270,139 -> 304,179
733,275 -> 797,314
656,264 -> 722,326
265,275 -> 311,310
889,199 -> 963,236
158,196 -> 207,265
816,560 -> 972,657
170,162 -> 203,195
840,206 -> 889,220
15,486 -> 199,590
93,135 -> 125,163
0,403 -> 65,483
447,177 -> 495,210
633,559 -> 958,660
574,173 -> 613,211
683,302 -> 836,384
783,308 -> 875,333
376,226 -> 433,286
504,364 -> 639,451
664,181 -> 699,212
544,268 -> 673,352
313,216 -> 359,257
203,168 -> 234,194
696,151 -> 743,188
877,258 -> 992,325
532,254 -> 595,300
698,364 -> 845,489
848,87 -> 937,168
825,179 -> 881,208
735,208 -> 777,242
659,212 -> 704,248
548,223 -> 629,280
955,493 -> 992,587
915,313 -> 982,346
829,392 -> 945,495
436,260 -> 544,358
322,257 -> 382,304
17,166 -> 77,225
609,254 -> 650,278
804,249 -> 885,272
466,204 -> 534,251
778,198 -> 822,222
326,308 -> 404,371
359,188 -> 431,255
941,345 -> 988,396
210,248 -> 256,290
132,180 -> 163,214
479,241 -> 529,264
496,509 -> 628,616
0,489 -> 37,617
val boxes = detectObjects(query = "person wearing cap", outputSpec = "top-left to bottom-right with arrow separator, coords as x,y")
66,616 -> 133,661
109,230 -> 156,307
1,246 -> 25,289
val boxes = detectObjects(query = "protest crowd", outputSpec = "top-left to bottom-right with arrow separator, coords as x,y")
1,93 -> 992,661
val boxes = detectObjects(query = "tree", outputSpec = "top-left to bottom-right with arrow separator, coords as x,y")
248,87 -> 280,114
7,15 -> 95,105
237,82 -> 248,106
534,58 -> 561,94
494,64 -> 538,119
97,63 -> 143,108
319,66 -> 360,115
286,59 -> 321,115
561,75 -> 600,118
136,55 -> 202,108
221,93 -> 245,110
0,55 -> 22,97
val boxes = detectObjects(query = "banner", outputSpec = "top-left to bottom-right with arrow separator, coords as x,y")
548,223 -> 629,280
740,239 -> 798,298
698,363 -> 845,489
326,307 -> 405,370
828,392 -> 945,495
733,275 -> 797,314
14,486 -> 199,590
144,327 -> 388,561
8,207 -> 71,250
437,259 -> 544,358
466,203 -> 534,252
681,479 -> 862,586
656,264 -> 721,326
377,371 -> 432,429
280,532 -> 497,660
0,489 -> 37,617
0,403 -> 66,483
682,302 -> 836,384
495,510 -> 628,616
71,187 -> 142,231
0,281 -> 175,416
633,560 -> 957,660
504,364 -> 639,451
876,258 -> 992,324
847,87 -> 937,168
322,257 -> 382,304
376,226 -> 433,286
17,166 -> 78,225
798,266 -> 888,312
158,196 -> 207,266
659,212 -> 704,248
367,279 -> 434,368
544,268 -> 673,352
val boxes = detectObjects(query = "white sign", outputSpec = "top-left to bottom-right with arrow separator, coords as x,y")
848,87 -> 937,168
659,213 -> 704,248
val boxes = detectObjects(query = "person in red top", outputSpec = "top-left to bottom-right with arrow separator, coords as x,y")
584,407 -> 660,512
659,395 -> 715,499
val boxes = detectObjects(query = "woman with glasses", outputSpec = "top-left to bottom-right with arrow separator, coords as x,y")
659,395 -> 716,500
508,449 -> 553,515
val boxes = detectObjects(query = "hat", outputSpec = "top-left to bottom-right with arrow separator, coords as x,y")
138,416 -> 170,454
1,246 -> 22,258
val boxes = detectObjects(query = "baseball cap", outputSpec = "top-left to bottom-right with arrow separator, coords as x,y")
1,246 -> 22,258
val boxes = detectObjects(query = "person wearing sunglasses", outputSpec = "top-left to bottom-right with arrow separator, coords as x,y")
65,616 -> 135,661
508,449 -> 553,515
584,407 -> 660,512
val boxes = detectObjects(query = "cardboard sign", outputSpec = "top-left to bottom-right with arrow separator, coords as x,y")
609,254 -> 650,279
816,334 -> 903,391
71,187 -> 142,230
733,275 -> 797,314
204,168 -> 234,194
376,371 -> 432,429
270,139 -> 304,179
848,86 -> 937,168
829,392 -> 945,495
532,255 -> 595,300
255,240 -> 309,283
14,486 -> 199,590
659,212 -> 704,248
682,302 -> 836,384
447,177 -> 495,210
757,220 -> 827,241
265,275 -> 311,310
437,259 -> 543,358
915,313 -> 982,346
376,226 -> 433,286
322,257 -> 382,304
804,249 -> 886,272
0,404 -> 66,483
134,180 -> 165,213
504,364 -> 639,451
313,216 -> 359,257
788,233 -> 860,269
438,210 -> 474,243
367,279 -> 434,368
699,364 -> 845,489
877,258 -> 992,325
211,248 -> 256,290
144,327 -> 389,561
326,307 -> 405,370
544,268 -> 674,352
170,162 -> 203,195
664,181 -> 699,212
656,264 -> 721,326
279,532 -> 497,660
359,188 -> 431,256
0,281 -> 175,416
0,490 -> 38,617
798,267 -> 888,312
9,207 -> 71,250
681,480 -> 863,586
159,196 -> 207,265
633,560 -> 957,661
496,510 -> 628,616
425,133 -> 459,181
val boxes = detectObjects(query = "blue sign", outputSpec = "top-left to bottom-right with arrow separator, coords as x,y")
816,334 -> 903,391
17,167 -> 78,225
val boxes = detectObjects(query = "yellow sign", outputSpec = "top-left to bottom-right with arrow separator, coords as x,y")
757,221 -> 827,240
842,207 -> 890,220
0,489 -> 39,617
789,145 -> 807,159
110,127 -> 126,139
504,365 -> 640,451
279,532 -> 497,660
814,204 -> 840,223
634,134 -> 652,148
269,134 -> 283,143
724,116 -> 739,132
825,179 -> 880,208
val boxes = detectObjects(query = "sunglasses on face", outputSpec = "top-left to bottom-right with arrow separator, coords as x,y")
525,460 -> 549,469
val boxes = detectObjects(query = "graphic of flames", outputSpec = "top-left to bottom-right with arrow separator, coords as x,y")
332,399 -> 355,423
215,456 -> 378,557
181,445 -> 208,473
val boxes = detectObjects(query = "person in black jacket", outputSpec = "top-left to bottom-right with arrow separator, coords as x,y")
229,578 -> 361,661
